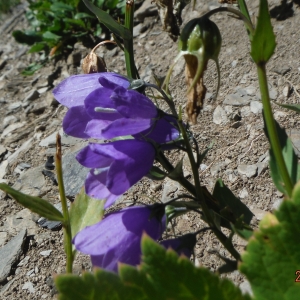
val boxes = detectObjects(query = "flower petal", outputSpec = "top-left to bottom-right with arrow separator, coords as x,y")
84,87 -> 122,120
106,141 -> 155,195
53,74 -> 103,108
84,119 -> 114,139
111,87 -> 157,119
76,144 -> 114,168
62,106 -> 91,139
85,171 -> 120,208
98,73 -> 130,90
135,116 -> 179,144
101,118 -> 153,139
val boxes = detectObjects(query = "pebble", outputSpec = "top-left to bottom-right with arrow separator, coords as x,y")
289,129 -> 300,156
213,105 -> 228,125
224,94 -> 251,106
282,84 -> 291,97
2,115 -> 18,128
239,188 -> 249,199
272,198 -> 283,210
239,280 -> 253,297
0,229 -> 26,283
0,232 -> 8,247
250,101 -> 262,114
23,89 -> 39,102
161,179 -> 180,203
40,250 -> 52,257
245,85 -> 256,96
1,122 -> 25,139
22,281 -> 35,293
237,164 -> 258,178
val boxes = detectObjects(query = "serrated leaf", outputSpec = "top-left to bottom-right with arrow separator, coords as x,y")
239,181 -> 300,299
69,187 -> 105,240
56,235 -> 250,300
264,119 -> 300,194
250,0 -> 276,63
82,0 -> 131,40
213,179 -> 254,226
0,183 -> 64,222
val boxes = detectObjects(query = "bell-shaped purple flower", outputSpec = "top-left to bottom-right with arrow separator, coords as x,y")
73,205 -> 166,272
76,139 -> 156,208
53,72 -> 178,141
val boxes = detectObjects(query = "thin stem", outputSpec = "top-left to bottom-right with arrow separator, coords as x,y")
203,7 -> 254,37
56,133 -> 73,273
124,0 -> 137,79
257,64 -> 293,196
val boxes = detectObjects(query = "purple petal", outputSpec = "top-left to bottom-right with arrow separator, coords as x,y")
111,87 -> 157,119
85,119 -> 114,139
101,118 -> 153,139
106,141 -> 155,195
76,144 -> 114,168
98,73 -> 130,90
73,206 -> 164,272
85,171 -> 120,208
84,87 -> 122,120
62,106 -> 91,139
135,116 -> 179,144
53,74 -> 103,108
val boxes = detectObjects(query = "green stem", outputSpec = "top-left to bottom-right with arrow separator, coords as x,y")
56,133 -> 73,273
257,64 -> 293,197
124,0 -> 137,79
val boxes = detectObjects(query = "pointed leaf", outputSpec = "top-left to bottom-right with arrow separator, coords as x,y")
274,101 -> 300,114
82,0 -> 132,40
69,187 -> 105,240
168,158 -> 184,180
250,0 -> 276,63
239,181 -> 300,299
237,0 -> 253,39
0,183 -> 64,221
264,119 -> 300,194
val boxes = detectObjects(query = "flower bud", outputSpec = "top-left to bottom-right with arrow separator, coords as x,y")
179,17 -> 222,124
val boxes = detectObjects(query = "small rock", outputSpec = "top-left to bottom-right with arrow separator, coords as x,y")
17,255 -> 30,267
237,164 -> 258,178
231,60 -> 238,68
289,129 -> 300,156
0,232 -> 7,247
282,84 -> 291,98
1,122 -> 25,139
240,106 -> 251,117
200,164 -> 207,171
22,281 -> 35,293
7,101 -> 22,112
2,115 -> 18,129
272,198 -> 283,210
272,67 -> 290,76
245,85 -> 256,96
0,229 -> 26,283
231,121 -> 242,129
239,280 -> 253,296
0,160 -> 8,179
0,144 -> 7,158
161,179 -> 180,203
213,105 -> 228,125
250,101 -> 262,114
224,94 -> 251,106
239,188 -> 249,199
40,250 -> 52,257
134,0 -> 157,21
256,161 -> 268,176
24,89 -> 39,102
252,207 -> 266,220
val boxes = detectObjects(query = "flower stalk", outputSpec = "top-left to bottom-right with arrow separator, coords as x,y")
56,133 -> 73,273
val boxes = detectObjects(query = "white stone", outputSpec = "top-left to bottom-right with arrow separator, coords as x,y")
22,281 -> 35,293
213,105 -> 228,125
250,101 -> 263,114
40,250 -> 52,257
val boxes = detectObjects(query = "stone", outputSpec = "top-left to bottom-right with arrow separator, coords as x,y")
40,250 -> 52,257
256,161 -> 268,176
282,84 -> 291,97
250,101 -> 262,114
1,209 -> 37,236
161,179 -> 180,203
272,198 -> 283,210
7,138 -> 33,165
12,165 -> 45,197
239,188 -> 248,199
2,115 -> 18,129
252,207 -> 266,220
24,89 -> 39,102
0,160 -> 8,179
39,128 -> 84,147
0,229 -> 26,283
239,280 -> 253,297
245,85 -> 256,96
134,0 -> 157,21
224,94 -> 251,106
237,164 -> 258,178
289,129 -> 300,156
22,281 -> 35,293
7,101 -> 22,112
0,232 -> 7,247
213,105 -> 228,125
240,106 -> 251,117
1,122 -> 25,139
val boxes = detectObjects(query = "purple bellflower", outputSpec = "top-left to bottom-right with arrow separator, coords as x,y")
73,205 -> 166,273
53,72 -> 180,208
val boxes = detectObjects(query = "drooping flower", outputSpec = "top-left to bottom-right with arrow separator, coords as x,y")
76,140 -> 156,208
53,72 -> 179,141
73,205 -> 166,272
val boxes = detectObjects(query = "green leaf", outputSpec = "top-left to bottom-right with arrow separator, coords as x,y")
239,181 -> 300,299
50,2 -> 73,12
147,166 -> 166,180
82,0 -> 132,40
264,119 -> 300,194
69,187 -> 105,240
21,63 -> 44,76
250,0 -> 276,64
0,183 -> 64,222
213,179 -> 254,226
28,42 -> 47,53
274,101 -> 300,114
63,18 -> 86,29
56,235 -> 250,299
12,30 -> 42,45
42,31 -> 61,41
237,0 -> 252,39
167,159 -> 184,180
74,12 -> 94,19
